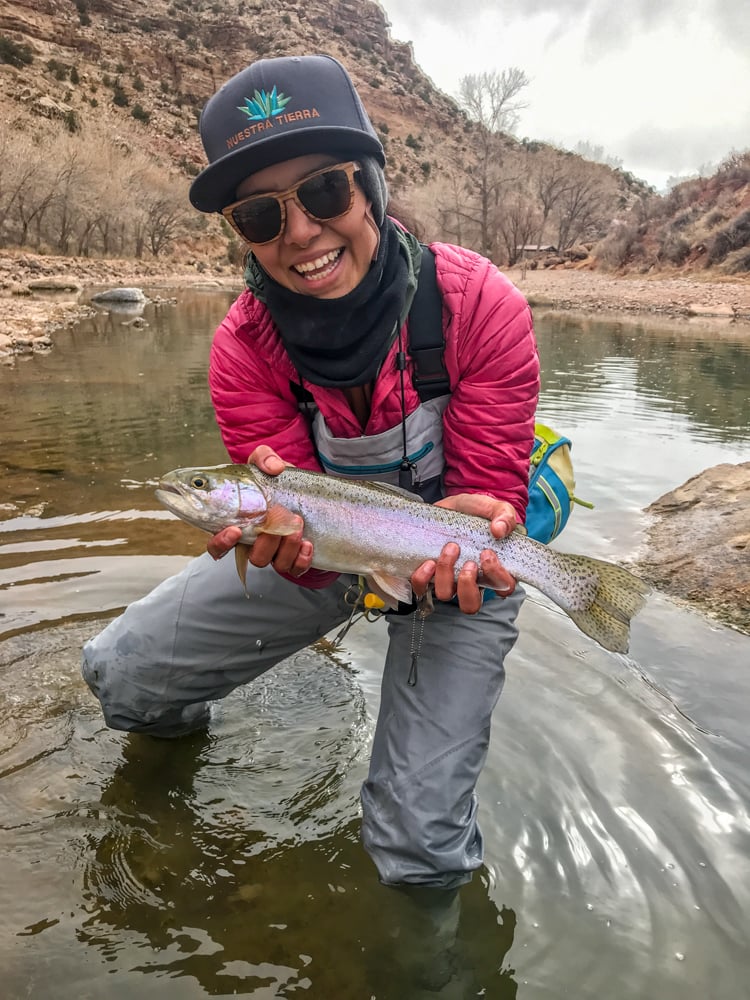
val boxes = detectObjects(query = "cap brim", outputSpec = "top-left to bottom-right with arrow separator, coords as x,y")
189,126 -> 385,213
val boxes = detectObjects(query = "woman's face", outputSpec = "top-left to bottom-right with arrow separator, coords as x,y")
235,154 -> 380,298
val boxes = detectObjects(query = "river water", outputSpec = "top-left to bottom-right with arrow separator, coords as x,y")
1,291 -> 749,999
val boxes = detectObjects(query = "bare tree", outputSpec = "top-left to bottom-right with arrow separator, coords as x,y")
496,193 -> 540,265
458,69 -> 529,136
0,133 -> 45,245
530,147 -> 571,250
553,165 -> 608,250
145,196 -> 185,257
456,68 -> 530,258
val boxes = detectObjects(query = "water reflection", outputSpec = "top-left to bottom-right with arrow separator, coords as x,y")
536,311 -> 750,443
80,727 -> 518,998
1,294 -> 749,999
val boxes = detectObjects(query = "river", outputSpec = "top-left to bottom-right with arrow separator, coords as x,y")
1,291 -> 749,999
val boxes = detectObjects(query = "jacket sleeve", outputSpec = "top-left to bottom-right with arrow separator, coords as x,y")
439,252 -> 540,524
208,296 -> 339,590
208,297 -> 321,469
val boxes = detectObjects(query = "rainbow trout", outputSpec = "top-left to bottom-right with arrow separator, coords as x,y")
155,464 -> 650,654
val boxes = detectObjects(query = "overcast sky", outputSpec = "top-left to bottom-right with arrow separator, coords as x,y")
378,0 -> 749,190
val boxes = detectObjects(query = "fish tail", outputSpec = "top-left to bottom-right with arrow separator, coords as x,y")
557,555 -> 651,654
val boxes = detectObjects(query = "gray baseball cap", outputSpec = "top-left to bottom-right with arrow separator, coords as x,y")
189,54 -> 386,213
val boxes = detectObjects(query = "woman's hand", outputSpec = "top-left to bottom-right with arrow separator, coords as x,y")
206,445 -> 314,578
410,493 -> 518,614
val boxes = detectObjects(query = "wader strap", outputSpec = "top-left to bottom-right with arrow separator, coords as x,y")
408,246 -> 450,401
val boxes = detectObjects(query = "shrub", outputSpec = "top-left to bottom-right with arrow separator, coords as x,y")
721,247 -> 750,274
658,232 -> 690,265
131,103 -> 150,123
133,74 -> 144,92
0,35 -> 33,67
704,210 -> 726,229
70,65 -> 80,85
672,208 -> 695,230
47,58 -> 68,80
112,83 -> 129,107
707,210 -> 750,265
595,222 -> 639,269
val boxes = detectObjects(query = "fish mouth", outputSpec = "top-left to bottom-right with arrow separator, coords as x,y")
156,481 -> 182,496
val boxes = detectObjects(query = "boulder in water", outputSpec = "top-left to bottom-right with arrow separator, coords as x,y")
90,287 -> 147,304
637,462 -> 750,634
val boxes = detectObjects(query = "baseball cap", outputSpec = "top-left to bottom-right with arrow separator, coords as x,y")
189,54 -> 386,213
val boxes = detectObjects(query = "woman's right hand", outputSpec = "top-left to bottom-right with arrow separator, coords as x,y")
206,445 -> 314,578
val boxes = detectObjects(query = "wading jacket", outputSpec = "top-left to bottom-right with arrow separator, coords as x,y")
208,240 -> 540,587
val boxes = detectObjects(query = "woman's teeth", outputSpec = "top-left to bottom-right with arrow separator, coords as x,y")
293,249 -> 342,280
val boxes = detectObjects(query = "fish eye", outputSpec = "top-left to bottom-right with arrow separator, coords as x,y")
190,475 -> 209,490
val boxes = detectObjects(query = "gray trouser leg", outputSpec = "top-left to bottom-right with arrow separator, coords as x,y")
81,553 -> 353,736
361,588 -> 524,889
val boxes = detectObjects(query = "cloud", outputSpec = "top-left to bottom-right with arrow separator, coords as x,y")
620,121 -> 750,175
384,0 -> 750,59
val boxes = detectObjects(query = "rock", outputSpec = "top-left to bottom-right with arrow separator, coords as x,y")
636,462 -> 750,634
0,333 -> 13,352
686,302 -> 736,319
27,278 -> 83,292
90,287 -> 148,303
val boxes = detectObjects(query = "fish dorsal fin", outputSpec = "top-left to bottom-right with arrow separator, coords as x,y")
365,481 -> 426,502
366,571 -> 413,608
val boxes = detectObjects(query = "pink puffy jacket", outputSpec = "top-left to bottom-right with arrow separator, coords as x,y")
209,239 -> 539,534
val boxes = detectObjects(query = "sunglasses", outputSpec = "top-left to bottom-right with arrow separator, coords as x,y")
221,161 -> 361,245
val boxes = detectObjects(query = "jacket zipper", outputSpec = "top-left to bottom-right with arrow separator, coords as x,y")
318,441 -> 434,476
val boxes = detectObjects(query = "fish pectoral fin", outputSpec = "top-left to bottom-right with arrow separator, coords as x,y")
234,542 -> 252,598
259,504 -> 303,537
367,571 -> 413,609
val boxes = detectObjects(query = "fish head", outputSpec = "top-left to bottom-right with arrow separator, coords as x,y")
155,465 -> 269,540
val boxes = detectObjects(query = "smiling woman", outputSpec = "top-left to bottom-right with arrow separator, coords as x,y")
80,54 -> 541,985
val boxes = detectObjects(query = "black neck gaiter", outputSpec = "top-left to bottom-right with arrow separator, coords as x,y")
260,219 -> 409,388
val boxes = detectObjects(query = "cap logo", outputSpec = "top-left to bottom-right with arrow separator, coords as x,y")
226,83 -> 321,151
238,86 -> 291,121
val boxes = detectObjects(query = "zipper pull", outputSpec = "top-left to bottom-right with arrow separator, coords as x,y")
399,459 -> 415,489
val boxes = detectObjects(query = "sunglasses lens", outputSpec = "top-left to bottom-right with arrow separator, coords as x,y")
228,166 -> 355,244
231,196 -> 282,244
297,168 -> 352,220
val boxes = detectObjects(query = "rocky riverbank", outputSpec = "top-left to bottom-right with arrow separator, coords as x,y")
2,250 -> 750,361
511,263 -> 750,323
0,250 -> 242,361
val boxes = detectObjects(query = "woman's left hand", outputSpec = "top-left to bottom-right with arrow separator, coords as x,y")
410,494 -> 518,615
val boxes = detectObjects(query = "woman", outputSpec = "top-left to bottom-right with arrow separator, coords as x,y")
82,54 -> 539,901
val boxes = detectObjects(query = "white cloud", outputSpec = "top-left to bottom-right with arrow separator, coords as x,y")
379,0 -> 750,187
